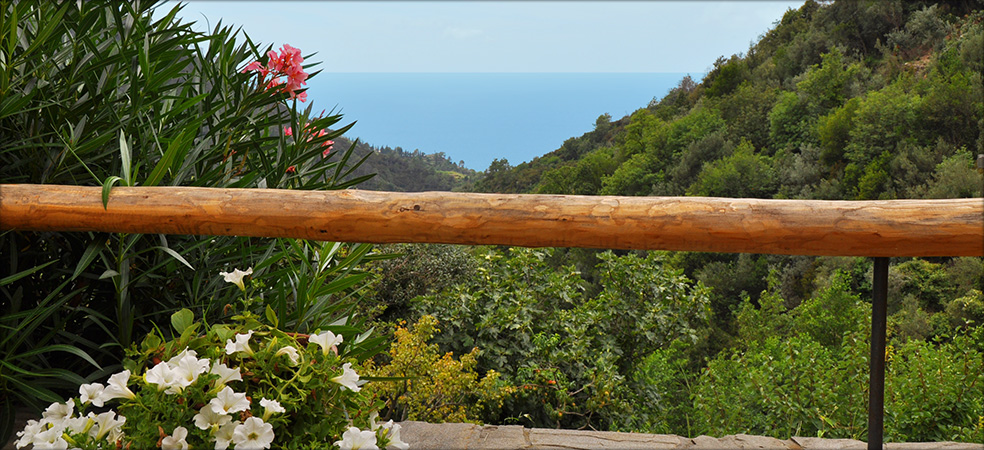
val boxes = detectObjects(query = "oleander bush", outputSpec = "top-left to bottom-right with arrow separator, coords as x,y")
0,1 -> 380,444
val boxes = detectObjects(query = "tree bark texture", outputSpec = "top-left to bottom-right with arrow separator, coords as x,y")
1,184 -> 981,257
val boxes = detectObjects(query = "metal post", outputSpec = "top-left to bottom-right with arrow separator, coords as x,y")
868,257 -> 889,450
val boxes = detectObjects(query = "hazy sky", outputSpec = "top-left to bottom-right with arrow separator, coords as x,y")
161,1 -> 805,73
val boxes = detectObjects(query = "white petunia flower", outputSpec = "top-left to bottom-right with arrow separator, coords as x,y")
171,348 -> 210,377
166,348 -> 198,365
89,411 -> 126,442
225,330 -> 255,356
210,362 -> 242,387
310,330 -> 343,355
64,415 -> 89,435
15,419 -> 43,449
161,426 -> 189,450
79,382 -> 105,405
145,362 -> 189,394
275,345 -> 301,365
334,427 -> 378,450
30,426 -> 69,450
379,420 -> 409,450
209,386 -> 250,415
232,417 -> 275,450
219,267 -> 253,291
331,362 -> 362,392
41,401 -> 74,423
213,421 -> 239,450
193,405 -> 232,431
259,398 -> 285,421
102,370 -> 136,401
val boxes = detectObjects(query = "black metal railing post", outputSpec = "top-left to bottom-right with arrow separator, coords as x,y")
868,257 -> 890,450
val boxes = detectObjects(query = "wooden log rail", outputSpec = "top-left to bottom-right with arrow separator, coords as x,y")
1,184 -> 982,257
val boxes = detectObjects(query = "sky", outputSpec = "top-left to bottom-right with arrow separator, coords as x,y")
160,1 -> 805,73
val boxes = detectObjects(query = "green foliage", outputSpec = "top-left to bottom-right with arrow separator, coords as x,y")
365,244 -> 476,323
598,151 -> 662,196
891,259 -> 959,313
365,315 -> 513,423
687,140 -> 776,198
342,139 -> 478,192
845,82 -> 924,167
886,4 -> 952,60
110,309 -> 385,449
694,333 -> 870,439
885,333 -> 984,443
664,107 -> 726,159
768,90 -> 815,153
914,149 -> 983,199
796,47 -> 856,115
0,1 -> 381,443
614,339 -> 696,436
705,56 -> 748,98
406,248 -> 711,430
817,97 -> 860,167
535,148 -> 619,195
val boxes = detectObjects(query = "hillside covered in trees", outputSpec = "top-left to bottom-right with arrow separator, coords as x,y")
338,136 -> 478,192
362,0 -> 984,443
474,1 -> 982,199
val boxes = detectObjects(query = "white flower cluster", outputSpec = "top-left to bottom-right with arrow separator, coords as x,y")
15,401 -> 125,450
15,326 -> 398,450
334,412 -> 409,450
15,345 -> 285,450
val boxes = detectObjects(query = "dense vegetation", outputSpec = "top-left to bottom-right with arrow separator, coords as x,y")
362,0 -> 984,443
338,137 -> 477,192
2,0 -> 982,446
0,1 -> 391,445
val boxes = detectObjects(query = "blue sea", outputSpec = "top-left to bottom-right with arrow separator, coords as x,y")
306,73 -> 696,171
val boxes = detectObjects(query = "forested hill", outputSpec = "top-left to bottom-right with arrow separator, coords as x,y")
359,0 -> 984,439
337,136 -> 478,192
472,0 -> 983,200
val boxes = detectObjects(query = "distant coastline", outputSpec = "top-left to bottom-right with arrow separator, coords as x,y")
306,72 -> 699,170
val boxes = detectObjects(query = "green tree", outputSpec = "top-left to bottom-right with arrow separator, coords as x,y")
687,140 -> 777,198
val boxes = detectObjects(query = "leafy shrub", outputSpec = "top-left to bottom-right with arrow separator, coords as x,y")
687,140 -> 777,198
365,315 -> 512,424
0,1 -> 376,442
886,332 -> 984,443
408,248 -> 711,430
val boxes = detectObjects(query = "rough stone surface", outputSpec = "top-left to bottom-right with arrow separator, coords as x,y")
715,434 -> 802,449
884,443 -> 983,450
793,436 -> 867,449
396,423 -> 983,450
528,428 -> 691,449
4,417 -> 982,450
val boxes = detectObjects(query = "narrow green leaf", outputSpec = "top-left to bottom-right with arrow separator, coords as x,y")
101,176 -> 123,209
72,241 -> 103,280
152,245 -> 194,270
3,374 -> 64,404
0,261 -> 56,286
146,127 -> 193,187
99,269 -> 120,280
119,131 -> 132,185
15,344 -> 102,370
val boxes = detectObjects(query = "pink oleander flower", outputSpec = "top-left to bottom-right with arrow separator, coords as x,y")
243,43 -> 308,101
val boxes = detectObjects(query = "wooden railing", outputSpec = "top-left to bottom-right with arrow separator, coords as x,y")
1,183 -> 982,450
1,184 -> 981,257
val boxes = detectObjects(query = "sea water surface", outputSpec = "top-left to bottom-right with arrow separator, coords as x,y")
307,73 -> 695,170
